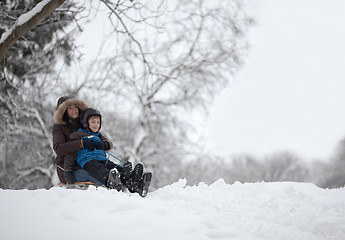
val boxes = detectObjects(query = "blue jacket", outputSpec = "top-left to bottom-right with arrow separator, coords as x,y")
75,129 -> 108,168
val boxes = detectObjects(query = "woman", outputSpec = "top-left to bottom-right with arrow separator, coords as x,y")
52,95 -> 111,185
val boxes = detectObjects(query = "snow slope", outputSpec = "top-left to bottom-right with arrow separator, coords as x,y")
1,180 -> 344,240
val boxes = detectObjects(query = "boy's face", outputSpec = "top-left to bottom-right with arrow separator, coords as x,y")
88,116 -> 100,133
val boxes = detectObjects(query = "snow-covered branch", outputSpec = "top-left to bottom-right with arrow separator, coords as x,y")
0,0 -> 66,61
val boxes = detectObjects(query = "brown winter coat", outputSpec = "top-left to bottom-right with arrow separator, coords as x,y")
52,98 -> 89,183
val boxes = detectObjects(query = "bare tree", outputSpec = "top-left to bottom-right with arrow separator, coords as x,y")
0,0 -> 82,189
1,0 -> 252,189
261,152 -> 309,182
320,138 -> 345,188
64,1 -> 252,188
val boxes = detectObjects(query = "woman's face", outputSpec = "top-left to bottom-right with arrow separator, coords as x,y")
67,104 -> 79,119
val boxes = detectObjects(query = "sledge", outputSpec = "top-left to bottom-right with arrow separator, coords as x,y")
57,181 -> 100,190
56,169 -> 152,197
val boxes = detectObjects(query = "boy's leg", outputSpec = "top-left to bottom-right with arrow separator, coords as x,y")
91,160 -> 124,191
104,161 -> 132,183
83,160 -> 110,185
104,160 -> 117,170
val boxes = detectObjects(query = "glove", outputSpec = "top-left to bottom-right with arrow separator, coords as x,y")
97,141 -> 105,150
82,139 -> 105,150
64,170 -> 76,184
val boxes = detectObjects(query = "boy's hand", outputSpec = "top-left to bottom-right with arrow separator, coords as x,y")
82,139 -> 105,150
97,141 -> 105,149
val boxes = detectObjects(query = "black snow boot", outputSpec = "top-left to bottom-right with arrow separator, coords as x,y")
107,168 -> 123,191
138,172 -> 152,197
120,161 -> 133,189
121,161 -> 132,181
127,163 -> 143,193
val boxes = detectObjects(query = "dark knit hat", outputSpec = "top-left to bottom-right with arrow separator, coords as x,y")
56,95 -> 75,109
80,108 -> 102,130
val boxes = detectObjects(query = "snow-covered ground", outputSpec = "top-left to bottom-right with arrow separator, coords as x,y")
1,179 -> 344,240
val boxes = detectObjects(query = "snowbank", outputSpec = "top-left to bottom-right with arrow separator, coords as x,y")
1,179 -> 344,240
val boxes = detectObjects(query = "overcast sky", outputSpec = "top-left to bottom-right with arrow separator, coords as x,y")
202,0 -> 345,161
75,0 -> 345,161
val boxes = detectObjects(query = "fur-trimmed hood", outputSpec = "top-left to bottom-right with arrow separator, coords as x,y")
54,98 -> 89,125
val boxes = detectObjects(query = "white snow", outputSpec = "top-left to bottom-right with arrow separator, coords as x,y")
1,179 -> 344,240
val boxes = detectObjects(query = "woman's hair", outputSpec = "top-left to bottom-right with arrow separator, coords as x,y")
56,95 -> 75,109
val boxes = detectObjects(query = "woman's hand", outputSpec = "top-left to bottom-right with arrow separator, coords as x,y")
64,170 -> 76,184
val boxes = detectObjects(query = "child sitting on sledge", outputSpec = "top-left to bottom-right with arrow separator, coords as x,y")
64,107 -> 152,197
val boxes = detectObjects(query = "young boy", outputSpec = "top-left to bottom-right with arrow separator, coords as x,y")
65,108 -> 152,197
